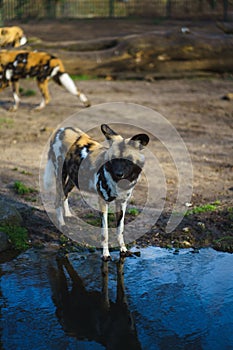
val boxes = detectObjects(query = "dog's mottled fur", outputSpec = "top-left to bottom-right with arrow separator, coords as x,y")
0,26 -> 27,48
0,50 -> 90,111
44,124 -> 149,260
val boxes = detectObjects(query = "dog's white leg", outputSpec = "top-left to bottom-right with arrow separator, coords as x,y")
116,201 -> 128,254
9,81 -> 21,112
64,198 -> 72,217
35,96 -> 46,111
99,199 -> 110,261
56,206 -> 65,226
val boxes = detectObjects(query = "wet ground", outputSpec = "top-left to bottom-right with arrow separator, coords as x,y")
0,19 -> 232,250
0,246 -> 233,350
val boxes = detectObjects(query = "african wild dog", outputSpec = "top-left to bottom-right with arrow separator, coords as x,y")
44,124 -> 149,261
0,26 -> 27,48
0,50 -> 90,111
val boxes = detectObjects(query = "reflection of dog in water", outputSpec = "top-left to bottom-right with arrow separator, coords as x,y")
49,256 -> 141,350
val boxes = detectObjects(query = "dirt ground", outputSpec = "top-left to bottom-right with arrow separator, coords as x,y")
0,19 -> 233,253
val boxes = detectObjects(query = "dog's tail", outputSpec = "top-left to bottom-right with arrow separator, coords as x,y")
19,36 -> 27,46
43,158 -> 55,191
53,72 -> 90,107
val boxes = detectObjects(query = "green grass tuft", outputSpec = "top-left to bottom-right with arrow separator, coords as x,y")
19,87 -> 36,96
127,207 -> 140,216
186,201 -> 221,216
13,181 -> 37,195
0,117 -> 14,128
70,74 -> 96,81
0,225 -> 29,251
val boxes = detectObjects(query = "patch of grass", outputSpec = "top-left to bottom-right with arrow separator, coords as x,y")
0,225 -> 29,251
227,207 -> 233,220
20,170 -> 33,176
85,213 -> 101,227
24,197 -> 37,202
19,87 -> 36,96
127,207 -> 140,216
11,168 -> 32,176
60,234 -> 69,245
70,74 -> 96,81
84,211 -> 116,227
13,181 -> 37,195
0,117 -> 14,128
186,201 -> 221,216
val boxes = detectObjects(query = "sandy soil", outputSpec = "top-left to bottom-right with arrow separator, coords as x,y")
0,20 -> 233,252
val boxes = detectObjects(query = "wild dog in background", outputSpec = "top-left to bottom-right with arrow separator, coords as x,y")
0,50 -> 90,111
0,26 -> 27,47
44,124 -> 149,261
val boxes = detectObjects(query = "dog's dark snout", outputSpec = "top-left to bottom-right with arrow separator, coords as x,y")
115,171 -> 124,179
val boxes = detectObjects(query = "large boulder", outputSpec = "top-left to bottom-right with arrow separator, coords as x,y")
0,231 -> 10,252
0,199 -> 23,227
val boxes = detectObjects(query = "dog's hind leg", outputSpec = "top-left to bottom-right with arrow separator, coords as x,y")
55,164 -> 66,227
63,175 -> 75,218
54,72 -> 91,107
36,79 -> 50,110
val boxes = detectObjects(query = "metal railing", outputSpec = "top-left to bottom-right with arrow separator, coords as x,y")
1,0 -> 232,21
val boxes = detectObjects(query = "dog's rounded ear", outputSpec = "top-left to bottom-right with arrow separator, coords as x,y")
101,124 -> 118,140
130,134 -> 150,147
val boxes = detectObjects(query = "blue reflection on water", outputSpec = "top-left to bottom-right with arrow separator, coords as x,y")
125,247 -> 233,349
0,247 -> 232,350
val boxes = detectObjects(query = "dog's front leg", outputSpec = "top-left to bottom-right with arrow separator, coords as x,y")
116,200 -> 131,257
55,157 -> 66,227
10,81 -> 21,112
99,198 -> 110,261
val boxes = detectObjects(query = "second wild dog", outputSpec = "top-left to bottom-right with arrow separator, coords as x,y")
0,50 -> 90,111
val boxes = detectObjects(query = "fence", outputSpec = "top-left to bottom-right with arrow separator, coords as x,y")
1,0 -> 232,21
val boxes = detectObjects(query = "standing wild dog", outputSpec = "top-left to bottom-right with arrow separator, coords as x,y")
44,124 -> 149,261
0,50 -> 90,111
0,26 -> 27,48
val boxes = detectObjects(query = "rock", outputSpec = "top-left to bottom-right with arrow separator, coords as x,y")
0,199 -> 23,227
0,231 -> 10,252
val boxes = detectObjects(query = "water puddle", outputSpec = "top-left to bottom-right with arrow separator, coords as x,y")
0,247 -> 233,349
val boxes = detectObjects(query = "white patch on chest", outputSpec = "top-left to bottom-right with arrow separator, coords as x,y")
81,147 -> 88,159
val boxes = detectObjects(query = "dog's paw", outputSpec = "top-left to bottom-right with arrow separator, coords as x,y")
9,106 -> 18,112
102,255 -> 112,262
120,250 -> 134,258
